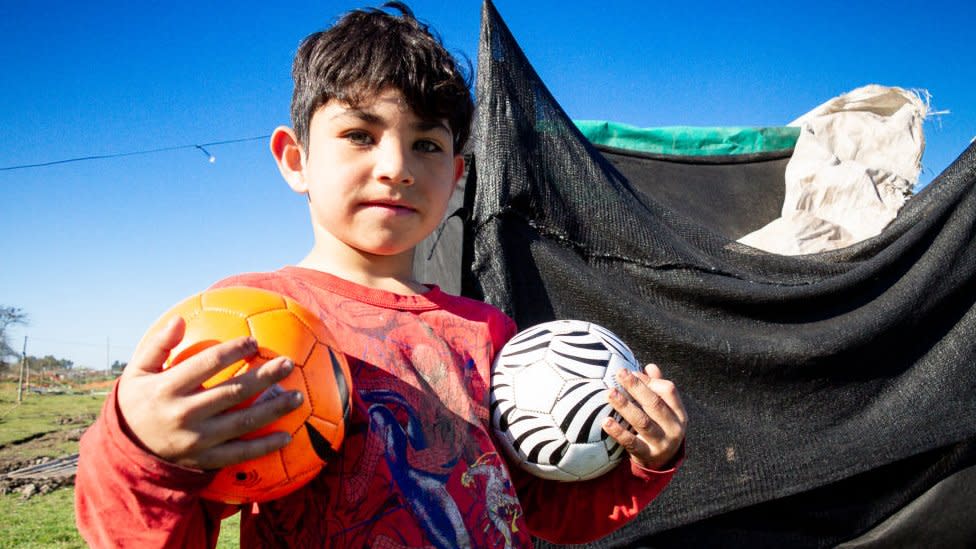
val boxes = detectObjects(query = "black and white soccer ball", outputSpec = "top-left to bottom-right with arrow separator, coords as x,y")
490,319 -> 641,482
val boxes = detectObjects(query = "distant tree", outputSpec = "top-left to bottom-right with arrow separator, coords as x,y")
0,306 -> 28,363
28,354 -> 75,371
110,360 -> 127,373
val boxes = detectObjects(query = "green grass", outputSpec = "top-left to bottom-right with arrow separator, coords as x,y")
216,512 -> 241,549
0,380 -> 245,547
0,382 -> 105,458
0,487 -> 85,548
0,380 -> 106,547
0,487 -> 242,548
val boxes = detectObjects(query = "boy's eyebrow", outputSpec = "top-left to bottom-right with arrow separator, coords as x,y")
412,119 -> 451,134
332,109 -> 383,125
331,109 -> 450,134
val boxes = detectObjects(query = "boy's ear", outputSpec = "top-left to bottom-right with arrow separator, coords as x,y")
270,126 -> 307,194
453,154 -> 465,184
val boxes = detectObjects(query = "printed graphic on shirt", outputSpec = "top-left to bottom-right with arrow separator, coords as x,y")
462,452 -> 523,549
243,294 -> 531,548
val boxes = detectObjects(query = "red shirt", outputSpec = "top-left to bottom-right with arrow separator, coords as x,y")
76,267 -> 679,548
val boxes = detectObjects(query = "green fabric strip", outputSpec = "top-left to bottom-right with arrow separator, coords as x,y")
575,120 -> 800,157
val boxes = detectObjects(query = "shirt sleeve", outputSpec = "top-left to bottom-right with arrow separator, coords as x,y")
74,381 -> 233,549
513,447 -> 683,544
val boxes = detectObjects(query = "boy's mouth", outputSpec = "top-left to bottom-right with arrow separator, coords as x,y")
360,199 -> 417,214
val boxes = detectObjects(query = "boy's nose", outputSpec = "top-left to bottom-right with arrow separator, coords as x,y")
373,143 -> 414,186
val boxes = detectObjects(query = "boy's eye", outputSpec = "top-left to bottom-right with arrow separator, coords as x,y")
414,139 -> 443,153
344,131 -> 373,145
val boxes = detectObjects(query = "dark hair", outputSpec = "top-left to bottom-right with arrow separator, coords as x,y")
290,2 -> 473,153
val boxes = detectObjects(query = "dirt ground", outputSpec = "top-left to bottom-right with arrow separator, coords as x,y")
76,380 -> 115,392
0,414 -> 93,496
0,425 -> 87,473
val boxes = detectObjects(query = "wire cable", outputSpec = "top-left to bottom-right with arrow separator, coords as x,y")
0,135 -> 270,172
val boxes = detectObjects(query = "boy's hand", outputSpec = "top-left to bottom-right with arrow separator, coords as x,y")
603,364 -> 687,471
117,316 -> 304,470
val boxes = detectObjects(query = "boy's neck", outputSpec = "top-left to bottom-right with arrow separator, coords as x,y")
297,244 -> 428,296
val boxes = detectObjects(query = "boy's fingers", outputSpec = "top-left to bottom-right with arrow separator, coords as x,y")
204,384 -> 304,443
602,415 -> 645,457
632,366 -> 683,423
643,363 -> 663,380
166,336 -> 259,391
612,370 -> 688,455
615,370 -> 680,430
605,392 -> 683,470
639,364 -> 688,428
126,316 -> 186,377
188,357 -> 296,419
608,387 -> 666,441
191,432 -> 293,471
648,378 -> 688,428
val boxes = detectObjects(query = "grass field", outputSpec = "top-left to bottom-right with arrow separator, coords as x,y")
0,379 -> 105,547
0,379 -> 241,547
0,487 -> 83,548
0,385 -> 104,464
0,486 -> 242,548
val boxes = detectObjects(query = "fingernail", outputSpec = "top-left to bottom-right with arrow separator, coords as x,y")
291,391 -> 303,405
608,388 -> 622,402
281,359 -> 294,374
619,369 -> 632,380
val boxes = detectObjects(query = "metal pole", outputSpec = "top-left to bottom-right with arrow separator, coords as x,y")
16,336 -> 27,402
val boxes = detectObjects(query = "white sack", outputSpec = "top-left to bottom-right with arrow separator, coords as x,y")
738,85 -> 927,255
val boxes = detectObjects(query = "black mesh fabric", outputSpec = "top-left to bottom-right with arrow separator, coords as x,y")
423,1 -> 976,546
597,146 -> 791,241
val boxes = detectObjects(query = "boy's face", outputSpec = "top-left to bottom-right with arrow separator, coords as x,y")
293,89 -> 463,260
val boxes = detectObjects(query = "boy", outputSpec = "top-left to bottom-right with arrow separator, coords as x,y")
75,3 -> 686,547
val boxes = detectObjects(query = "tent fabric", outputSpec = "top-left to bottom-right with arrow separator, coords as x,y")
594,146 -> 791,240
574,120 -> 800,157
418,1 -> 976,546
834,462 -> 976,549
739,85 -> 926,255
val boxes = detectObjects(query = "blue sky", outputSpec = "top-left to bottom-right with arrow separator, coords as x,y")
2,0 -> 973,370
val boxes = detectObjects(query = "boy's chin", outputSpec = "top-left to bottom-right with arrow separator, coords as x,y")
353,242 -> 418,258
324,230 -> 426,260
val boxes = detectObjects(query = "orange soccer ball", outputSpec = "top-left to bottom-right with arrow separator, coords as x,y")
143,286 -> 352,504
